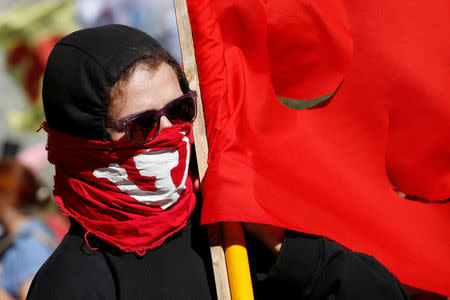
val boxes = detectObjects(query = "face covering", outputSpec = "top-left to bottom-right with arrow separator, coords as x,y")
44,122 -> 196,255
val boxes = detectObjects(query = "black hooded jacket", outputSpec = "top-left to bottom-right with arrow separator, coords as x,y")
27,24 -> 216,300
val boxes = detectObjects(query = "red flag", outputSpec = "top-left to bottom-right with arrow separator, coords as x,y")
187,0 -> 450,295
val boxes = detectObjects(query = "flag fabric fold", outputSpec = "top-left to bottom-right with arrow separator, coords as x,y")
187,0 -> 450,295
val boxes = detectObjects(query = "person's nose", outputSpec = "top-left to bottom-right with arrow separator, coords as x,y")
159,115 -> 173,129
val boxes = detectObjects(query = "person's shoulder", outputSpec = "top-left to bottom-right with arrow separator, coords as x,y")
0,222 -> 55,296
12,231 -> 53,260
26,229 -> 116,300
19,219 -> 53,236
14,219 -> 55,253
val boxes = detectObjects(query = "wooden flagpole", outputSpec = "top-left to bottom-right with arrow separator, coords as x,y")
174,1 -> 255,299
173,1 -> 231,299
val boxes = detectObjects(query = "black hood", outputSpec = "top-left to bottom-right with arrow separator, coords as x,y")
42,24 -> 187,141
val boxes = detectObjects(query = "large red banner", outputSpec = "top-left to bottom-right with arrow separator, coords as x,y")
187,0 -> 450,295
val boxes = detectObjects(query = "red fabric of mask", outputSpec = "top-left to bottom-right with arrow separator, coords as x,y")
44,122 -> 196,255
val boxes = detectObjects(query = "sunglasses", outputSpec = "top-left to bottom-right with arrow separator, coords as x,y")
105,90 -> 197,144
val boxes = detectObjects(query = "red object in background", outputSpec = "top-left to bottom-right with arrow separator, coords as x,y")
44,213 -> 69,243
187,0 -> 450,295
7,35 -> 64,102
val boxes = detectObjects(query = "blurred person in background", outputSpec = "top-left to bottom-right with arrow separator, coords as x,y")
0,158 -> 55,300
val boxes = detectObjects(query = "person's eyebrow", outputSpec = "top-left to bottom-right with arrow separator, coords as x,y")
111,105 -> 156,123
120,109 -> 150,122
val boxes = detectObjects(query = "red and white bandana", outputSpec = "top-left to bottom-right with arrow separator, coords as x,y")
44,122 -> 196,255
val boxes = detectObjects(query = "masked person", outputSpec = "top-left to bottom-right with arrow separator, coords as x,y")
26,24 -> 216,299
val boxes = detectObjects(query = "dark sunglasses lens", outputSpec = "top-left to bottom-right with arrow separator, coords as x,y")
129,113 -> 158,144
167,97 -> 196,124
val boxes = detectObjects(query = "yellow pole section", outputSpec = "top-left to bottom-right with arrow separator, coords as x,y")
223,222 -> 254,300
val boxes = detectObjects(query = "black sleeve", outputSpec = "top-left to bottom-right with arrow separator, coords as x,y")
249,230 -> 410,300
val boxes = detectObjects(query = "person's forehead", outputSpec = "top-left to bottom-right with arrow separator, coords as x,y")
108,63 -> 182,121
